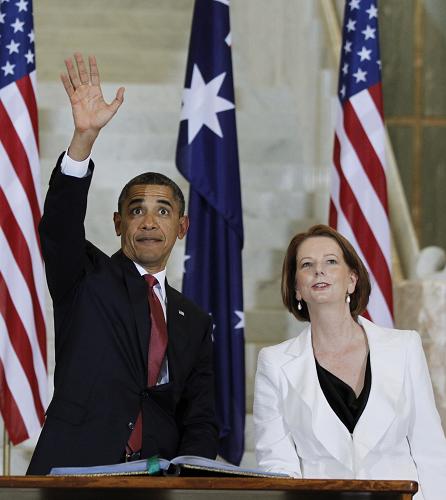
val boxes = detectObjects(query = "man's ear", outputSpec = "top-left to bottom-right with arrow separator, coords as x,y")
113,212 -> 121,236
177,215 -> 189,240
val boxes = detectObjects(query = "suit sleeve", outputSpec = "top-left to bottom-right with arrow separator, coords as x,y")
406,331 -> 446,500
253,348 -> 301,477
176,315 -> 219,458
39,153 -> 96,303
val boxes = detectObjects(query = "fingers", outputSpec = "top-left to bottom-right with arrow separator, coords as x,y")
62,53 -> 98,92
60,53 -> 125,120
74,52 -> 90,85
89,55 -> 100,86
60,72 -> 74,98
64,54 -> 82,89
110,87 -> 125,113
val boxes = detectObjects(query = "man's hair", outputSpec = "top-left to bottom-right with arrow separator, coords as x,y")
117,172 -> 185,217
281,224 -> 371,322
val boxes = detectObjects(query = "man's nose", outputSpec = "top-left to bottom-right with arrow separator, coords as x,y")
141,214 -> 158,229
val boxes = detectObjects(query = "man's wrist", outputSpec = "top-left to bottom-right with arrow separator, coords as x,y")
67,129 -> 98,161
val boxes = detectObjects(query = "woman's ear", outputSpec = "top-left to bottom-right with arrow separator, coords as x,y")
348,270 -> 358,295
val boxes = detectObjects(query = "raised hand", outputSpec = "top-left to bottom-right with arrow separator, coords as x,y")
61,53 -> 125,161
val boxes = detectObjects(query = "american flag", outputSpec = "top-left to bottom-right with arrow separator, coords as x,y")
329,0 -> 393,327
0,0 -> 47,444
176,0 -> 245,465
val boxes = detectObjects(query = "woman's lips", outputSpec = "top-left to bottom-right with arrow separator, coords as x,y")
312,282 -> 330,289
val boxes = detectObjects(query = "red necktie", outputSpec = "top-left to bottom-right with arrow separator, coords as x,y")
145,275 -> 168,387
127,275 -> 168,456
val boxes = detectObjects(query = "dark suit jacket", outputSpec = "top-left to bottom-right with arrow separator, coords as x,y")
27,157 -> 218,474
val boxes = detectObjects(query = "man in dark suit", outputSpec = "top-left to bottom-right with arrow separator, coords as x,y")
27,53 -> 218,475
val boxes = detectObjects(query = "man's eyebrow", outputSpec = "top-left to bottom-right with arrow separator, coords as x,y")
157,199 -> 174,209
127,198 -> 145,208
127,198 -> 174,209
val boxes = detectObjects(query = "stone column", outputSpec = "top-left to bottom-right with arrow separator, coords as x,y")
395,280 -> 446,428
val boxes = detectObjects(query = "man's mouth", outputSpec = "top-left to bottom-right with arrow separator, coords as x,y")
136,236 -> 163,244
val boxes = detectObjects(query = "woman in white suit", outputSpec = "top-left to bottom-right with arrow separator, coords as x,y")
254,224 -> 446,500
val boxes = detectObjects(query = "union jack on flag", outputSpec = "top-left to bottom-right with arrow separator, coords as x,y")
0,0 -> 47,444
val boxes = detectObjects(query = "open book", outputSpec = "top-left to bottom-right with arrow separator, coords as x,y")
49,455 -> 289,478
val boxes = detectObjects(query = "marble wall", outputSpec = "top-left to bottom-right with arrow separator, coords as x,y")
3,0 -> 336,474
395,280 -> 446,427
2,0 -> 445,475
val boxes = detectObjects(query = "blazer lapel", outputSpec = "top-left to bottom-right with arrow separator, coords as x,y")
283,324 -> 354,471
353,316 -> 405,463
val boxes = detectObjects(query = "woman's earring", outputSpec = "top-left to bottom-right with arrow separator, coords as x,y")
297,300 -> 302,311
346,294 -> 351,304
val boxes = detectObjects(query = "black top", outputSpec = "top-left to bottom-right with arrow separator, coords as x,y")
315,353 -> 371,434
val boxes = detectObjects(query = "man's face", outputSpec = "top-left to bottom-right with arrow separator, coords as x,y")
113,184 -> 189,273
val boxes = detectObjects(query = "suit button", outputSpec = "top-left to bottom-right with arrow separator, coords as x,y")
128,422 -> 135,430
140,390 -> 149,399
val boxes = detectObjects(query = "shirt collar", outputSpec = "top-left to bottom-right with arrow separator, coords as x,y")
133,262 -> 167,303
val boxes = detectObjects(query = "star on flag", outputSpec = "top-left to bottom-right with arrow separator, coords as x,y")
180,64 -> 235,144
24,49 -> 34,64
15,0 -> 28,11
357,46 -> 372,61
1,60 -> 15,76
10,17 -> 24,32
346,18 -> 356,32
234,310 -> 244,330
366,4 -> 378,19
362,25 -> 376,40
353,67 -> 367,83
182,254 -> 191,273
6,39 -> 20,54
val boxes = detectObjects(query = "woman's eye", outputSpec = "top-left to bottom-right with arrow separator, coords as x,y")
327,259 -> 337,264
301,262 -> 311,268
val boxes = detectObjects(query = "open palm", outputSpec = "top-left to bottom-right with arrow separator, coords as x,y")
69,83 -> 118,133
61,53 -> 124,135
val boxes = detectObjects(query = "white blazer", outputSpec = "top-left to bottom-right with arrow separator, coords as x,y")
253,316 -> 446,500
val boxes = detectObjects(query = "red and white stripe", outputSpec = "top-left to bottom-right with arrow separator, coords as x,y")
330,82 -> 393,328
0,71 -> 47,445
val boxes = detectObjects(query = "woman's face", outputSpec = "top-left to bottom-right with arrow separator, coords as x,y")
295,236 -> 357,309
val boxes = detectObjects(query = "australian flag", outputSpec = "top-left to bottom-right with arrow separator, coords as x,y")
176,0 -> 245,465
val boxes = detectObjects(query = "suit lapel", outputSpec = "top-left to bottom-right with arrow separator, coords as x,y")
113,251 -> 150,374
353,316 -> 405,462
165,284 -> 190,383
283,325 -> 354,471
